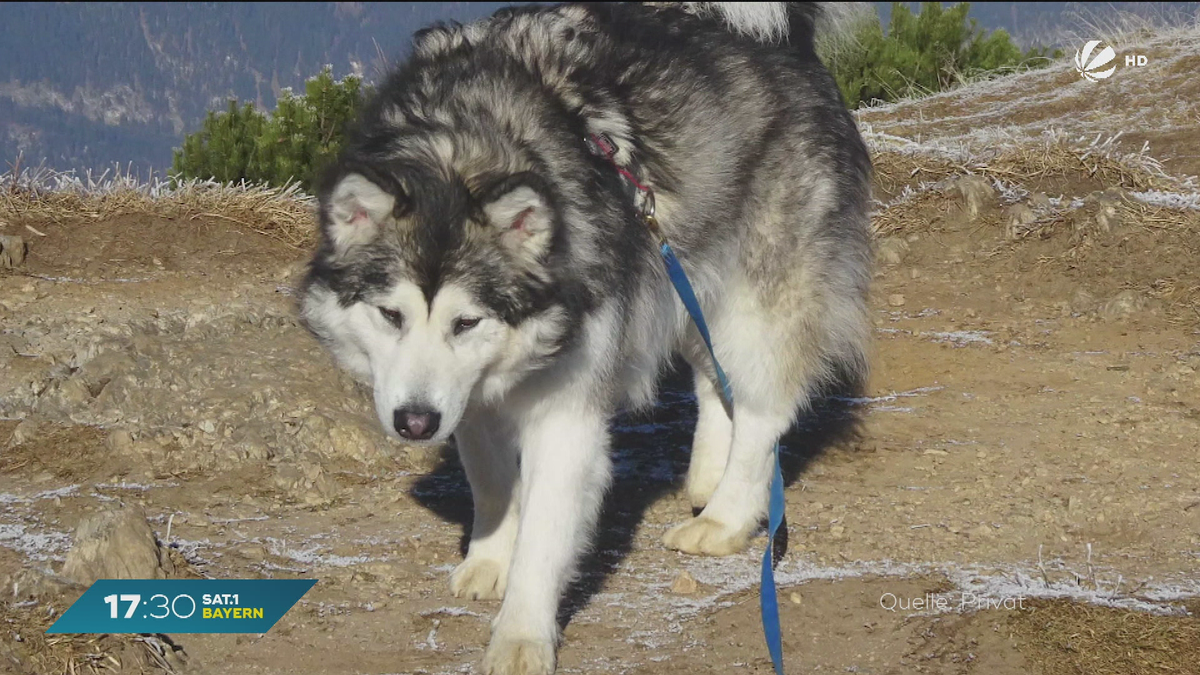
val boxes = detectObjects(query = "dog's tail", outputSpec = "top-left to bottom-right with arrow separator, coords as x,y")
682,2 -> 869,53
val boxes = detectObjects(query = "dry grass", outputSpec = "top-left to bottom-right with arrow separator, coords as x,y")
872,132 -> 1182,196
967,140 -> 1171,192
1,418 -> 199,674
867,129 -> 1200,328
1009,599 -> 1200,675
1022,192 -> 1200,325
869,130 -> 1194,238
1,599 -> 183,674
0,510 -> 199,674
1056,3 -> 1200,52
0,425 -> 107,480
1116,199 -> 1200,325
0,164 -> 317,250
0,567 -> 189,675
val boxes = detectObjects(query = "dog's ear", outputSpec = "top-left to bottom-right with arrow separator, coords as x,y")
323,172 -> 398,251
480,174 -> 555,260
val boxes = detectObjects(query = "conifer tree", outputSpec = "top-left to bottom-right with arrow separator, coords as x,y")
821,2 -> 1062,108
172,66 -> 365,190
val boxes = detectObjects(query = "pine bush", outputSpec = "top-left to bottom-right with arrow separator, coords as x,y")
821,2 -> 1063,108
171,66 -> 364,190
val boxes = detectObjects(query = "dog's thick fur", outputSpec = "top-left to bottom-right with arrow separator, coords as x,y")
300,3 -> 871,672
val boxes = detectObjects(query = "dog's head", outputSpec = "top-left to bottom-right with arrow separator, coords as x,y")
300,140 -> 579,445
297,6 -> 647,444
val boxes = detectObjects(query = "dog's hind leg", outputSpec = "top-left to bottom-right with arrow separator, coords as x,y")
664,283 -> 812,556
451,409 -> 521,601
684,364 -> 734,511
664,402 -> 791,555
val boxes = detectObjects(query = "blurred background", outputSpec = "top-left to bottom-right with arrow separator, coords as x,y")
2,2 -> 1197,179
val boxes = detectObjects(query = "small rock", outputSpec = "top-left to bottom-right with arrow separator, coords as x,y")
275,457 -> 339,505
62,506 -> 175,584
273,464 -> 306,492
876,237 -> 909,266
887,294 -> 906,307
327,420 -> 384,463
240,442 -> 271,462
276,261 -> 307,283
403,444 -> 445,473
830,525 -> 846,538
1069,289 -> 1098,314
1099,290 -> 1146,320
1082,189 -> 1127,234
1084,188 -> 1126,205
4,567 -> 84,603
7,419 -> 39,448
955,175 -> 995,220
238,544 -> 268,561
0,234 -> 27,269
1093,206 -> 1123,234
105,428 -> 135,455
359,561 -> 405,583
1004,203 -> 1037,240
1029,192 -> 1053,210
47,377 -> 93,410
789,591 -> 802,605
671,571 -> 699,595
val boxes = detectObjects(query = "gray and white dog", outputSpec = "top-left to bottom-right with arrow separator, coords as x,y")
300,2 -> 871,672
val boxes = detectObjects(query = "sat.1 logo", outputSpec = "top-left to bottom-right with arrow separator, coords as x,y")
1075,40 -> 1148,82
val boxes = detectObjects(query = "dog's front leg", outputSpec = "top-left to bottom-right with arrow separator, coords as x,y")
451,410 -> 520,601
482,398 -> 612,675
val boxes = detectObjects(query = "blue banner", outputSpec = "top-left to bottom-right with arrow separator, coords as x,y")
47,579 -> 317,634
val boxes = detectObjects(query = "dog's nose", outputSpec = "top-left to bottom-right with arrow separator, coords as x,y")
393,408 -> 441,440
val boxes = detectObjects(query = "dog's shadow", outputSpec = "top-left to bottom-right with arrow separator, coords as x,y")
410,358 -> 864,629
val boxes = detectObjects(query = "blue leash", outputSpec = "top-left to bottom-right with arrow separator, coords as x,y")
660,242 -> 788,675
588,132 -> 787,674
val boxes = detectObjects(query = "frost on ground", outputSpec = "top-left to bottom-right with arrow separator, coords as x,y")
0,523 -> 72,561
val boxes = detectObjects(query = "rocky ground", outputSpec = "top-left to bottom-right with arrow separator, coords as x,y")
2,24 -> 1200,675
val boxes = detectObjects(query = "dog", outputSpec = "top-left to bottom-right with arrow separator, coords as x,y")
299,3 -> 872,672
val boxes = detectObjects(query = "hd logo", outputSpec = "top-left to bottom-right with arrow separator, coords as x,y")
1075,40 -> 1116,81
1075,40 -> 1148,82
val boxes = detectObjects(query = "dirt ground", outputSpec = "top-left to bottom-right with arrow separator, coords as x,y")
3,30 -> 1200,675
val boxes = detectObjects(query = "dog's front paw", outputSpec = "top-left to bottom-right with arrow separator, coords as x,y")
663,515 -> 752,556
450,556 -> 508,601
483,635 -> 556,675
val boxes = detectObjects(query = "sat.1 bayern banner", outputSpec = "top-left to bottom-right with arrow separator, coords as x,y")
47,579 -> 317,634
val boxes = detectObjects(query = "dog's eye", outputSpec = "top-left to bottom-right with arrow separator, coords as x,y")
378,307 -> 405,329
452,317 -> 480,336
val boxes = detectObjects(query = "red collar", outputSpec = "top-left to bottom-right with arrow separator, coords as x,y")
586,132 -> 661,238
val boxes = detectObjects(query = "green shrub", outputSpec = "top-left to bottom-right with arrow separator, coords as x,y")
171,66 -> 366,190
821,2 -> 1064,108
